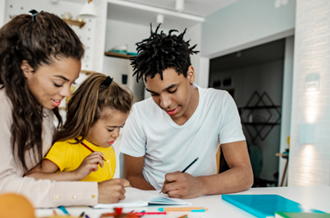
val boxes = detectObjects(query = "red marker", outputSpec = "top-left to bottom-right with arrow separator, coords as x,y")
135,212 -> 167,215
77,139 -> 106,161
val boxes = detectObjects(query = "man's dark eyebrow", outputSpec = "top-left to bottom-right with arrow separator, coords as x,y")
146,88 -> 156,93
54,75 -> 69,81
146,84 -> 178,93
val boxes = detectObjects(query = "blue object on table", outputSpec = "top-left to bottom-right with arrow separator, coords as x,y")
58,205 -> 70,215
191,209 -> 207,212
222,194 -> 324,218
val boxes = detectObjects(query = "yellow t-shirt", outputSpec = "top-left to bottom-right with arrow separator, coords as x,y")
45,138 -> 116,182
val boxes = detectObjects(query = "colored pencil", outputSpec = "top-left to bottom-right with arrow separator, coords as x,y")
158,207 -> 207,212
135,212 -> 167,215
79,140 -> 106,161
191,209 -> 207,212
58,205 -> 70,215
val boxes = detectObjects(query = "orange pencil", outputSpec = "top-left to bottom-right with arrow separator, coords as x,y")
53,209 -> 57,216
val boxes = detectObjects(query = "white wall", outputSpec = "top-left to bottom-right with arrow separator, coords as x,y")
3,0 -> 105,73
0,0 -> 5,27
210,60 -> 284,181
185,23 -> 202,86
289,0 -> 330,186
92,0 -> 108,73
201,0 -> 296,58
198,57 -> 210,88
278,36 -> 294,186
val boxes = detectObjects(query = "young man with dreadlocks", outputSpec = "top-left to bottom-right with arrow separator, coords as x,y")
120,25 -> 253,198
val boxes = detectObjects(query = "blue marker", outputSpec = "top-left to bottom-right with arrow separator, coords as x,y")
58,205 -> 70,216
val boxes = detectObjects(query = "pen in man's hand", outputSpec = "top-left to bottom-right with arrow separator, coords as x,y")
160,157 -> 199,193
181,157 -> 199,173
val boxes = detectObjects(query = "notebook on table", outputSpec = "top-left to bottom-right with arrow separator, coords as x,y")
222,194 -> 325,218
93,187 -> 191,208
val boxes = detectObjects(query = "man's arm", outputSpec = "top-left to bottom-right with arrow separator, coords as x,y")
161,140 -> 253,198
122,154 -> 155,190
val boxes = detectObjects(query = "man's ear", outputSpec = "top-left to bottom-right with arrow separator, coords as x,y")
20,60 -> 34,78
187,65 -> 195,84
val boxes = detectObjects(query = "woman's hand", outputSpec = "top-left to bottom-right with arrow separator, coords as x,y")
73,152 -> 104,180
98,178 -> 131,203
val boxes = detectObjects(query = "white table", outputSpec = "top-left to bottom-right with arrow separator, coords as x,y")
36,186 -> 330,218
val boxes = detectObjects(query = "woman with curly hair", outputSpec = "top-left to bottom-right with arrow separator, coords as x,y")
0,11 -> 129,208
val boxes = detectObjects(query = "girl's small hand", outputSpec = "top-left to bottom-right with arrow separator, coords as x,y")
74,152 -> 104,180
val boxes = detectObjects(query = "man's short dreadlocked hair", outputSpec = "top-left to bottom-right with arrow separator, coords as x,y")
131,24 -> 199,82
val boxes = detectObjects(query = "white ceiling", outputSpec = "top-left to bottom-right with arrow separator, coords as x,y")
122,0 -> 239,17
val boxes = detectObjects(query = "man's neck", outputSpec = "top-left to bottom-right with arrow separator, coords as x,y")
172,85 -> 199,126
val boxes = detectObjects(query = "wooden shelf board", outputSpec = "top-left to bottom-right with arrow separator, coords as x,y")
104,51 -> 134,59
62,18 -> 86,29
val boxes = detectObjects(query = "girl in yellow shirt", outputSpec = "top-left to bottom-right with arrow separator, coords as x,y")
26,73 -> 133,182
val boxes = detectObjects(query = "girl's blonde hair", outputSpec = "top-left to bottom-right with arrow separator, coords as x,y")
53,73 -> 133,144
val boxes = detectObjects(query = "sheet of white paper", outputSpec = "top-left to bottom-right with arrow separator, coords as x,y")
93,187 -> 191,208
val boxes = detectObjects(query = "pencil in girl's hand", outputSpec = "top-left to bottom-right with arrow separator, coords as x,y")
76,138 -> 106,161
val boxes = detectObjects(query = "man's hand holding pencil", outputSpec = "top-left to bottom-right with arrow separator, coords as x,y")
161,171 -> 205,199
161,157 -> 204,199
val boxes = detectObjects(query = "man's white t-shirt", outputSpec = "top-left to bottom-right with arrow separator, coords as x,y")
120,85 -> 245,190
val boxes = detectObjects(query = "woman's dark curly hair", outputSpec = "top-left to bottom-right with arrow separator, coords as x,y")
0,12 -> 84,170
131,24 -> 199,82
